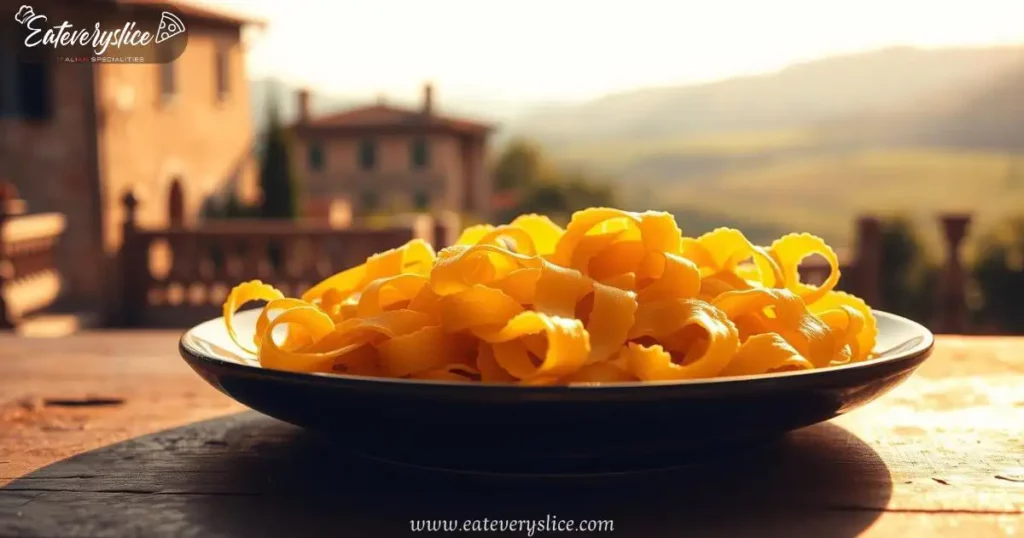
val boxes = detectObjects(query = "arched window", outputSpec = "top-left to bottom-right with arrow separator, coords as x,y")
358,139 -> 376,170
308,141 -> 325,171
159,62 -> 176,101
168,178 -> 184,226
410,138 -> 429,169
214,45 -> 230,100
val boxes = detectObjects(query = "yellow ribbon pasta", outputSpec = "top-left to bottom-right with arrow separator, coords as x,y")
222,209 -> 877,385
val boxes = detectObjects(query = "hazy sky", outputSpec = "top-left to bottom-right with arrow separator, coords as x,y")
202,0 -> 1023,106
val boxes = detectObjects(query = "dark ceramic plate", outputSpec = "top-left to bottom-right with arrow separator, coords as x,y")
180,309 -> 933,475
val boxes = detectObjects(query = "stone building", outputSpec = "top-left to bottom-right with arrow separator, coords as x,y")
0,0 -> 262,320
291,84 -> 496,221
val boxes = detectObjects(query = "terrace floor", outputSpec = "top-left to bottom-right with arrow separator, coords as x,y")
0,332 -> 1021,536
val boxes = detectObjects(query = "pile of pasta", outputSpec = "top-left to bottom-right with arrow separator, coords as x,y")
223,208 -> 876,385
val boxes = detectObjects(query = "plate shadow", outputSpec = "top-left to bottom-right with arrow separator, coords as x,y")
0,411 -> 893,537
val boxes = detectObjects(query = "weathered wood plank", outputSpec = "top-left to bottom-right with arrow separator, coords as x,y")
0,333 -> 1021,537
0,414 -> 965,537
1,491 -> 1020,538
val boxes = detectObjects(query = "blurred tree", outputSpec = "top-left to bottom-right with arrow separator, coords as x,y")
493,139 -> 551,193
492,140 -> 619,224
223,191 -> 248,218
971,216 -> 1024,332
199,196 -> 223,220
258,101 -> 301,219
561,171 -> 616,210
515,183 -> 568,215
876,216 -> 939,325
508,175 -> 618,224
199,191 -> 256,221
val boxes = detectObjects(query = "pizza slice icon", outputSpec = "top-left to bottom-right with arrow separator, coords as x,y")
156,11 -> 186,44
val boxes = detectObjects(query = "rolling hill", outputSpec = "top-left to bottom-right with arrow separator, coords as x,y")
651,149 -> 1024,249
509,46 -> 1024,147
507,46 -> 1024,250
921,65 -> 1024,151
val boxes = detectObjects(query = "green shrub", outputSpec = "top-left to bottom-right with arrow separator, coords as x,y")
876,216 -> 940,325
971,216 -> 1024,332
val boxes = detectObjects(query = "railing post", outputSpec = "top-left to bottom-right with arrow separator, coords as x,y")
168,179 -> 184,227
934,213 -> 971,334
853,216 -> 882,310
0,183 -> 12,329
433,211 -> 461,249
120,190 -> 143,327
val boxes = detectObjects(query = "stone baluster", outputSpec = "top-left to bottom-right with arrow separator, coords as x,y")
934,213 -> 971,334
0,183 -> 13,329
853,216 -> 882,310
433,211 -> 462,249
119,190 -> 145,327
243,237 -> 269,280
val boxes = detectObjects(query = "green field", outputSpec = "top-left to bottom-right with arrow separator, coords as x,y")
514,45 -> 1024,263
552,138 -> 1024,252
554,129 -> 821,169
658,149 -> 1024,251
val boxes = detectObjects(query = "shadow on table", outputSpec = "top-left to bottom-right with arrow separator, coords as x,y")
0,411 -> 893,537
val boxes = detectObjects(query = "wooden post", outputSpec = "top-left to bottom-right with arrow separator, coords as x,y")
935,213 -> 972,334
0,183 -> 12,329
433,211 -> 461,249
853,216 -> 882,310
120,190 -> 143,327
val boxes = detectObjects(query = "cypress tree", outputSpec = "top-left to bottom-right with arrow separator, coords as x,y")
258,99 -> 301,219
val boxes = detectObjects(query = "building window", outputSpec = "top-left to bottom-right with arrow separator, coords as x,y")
0,39 -> 17,117
361,190 -> 379,213
358,139 -> 376,170
159,62 -> 176,100
0,43 -> 53,120
15,60 -> 52,120
308,142 -> 325,171
214,45 -> 229,100
410,138 -> 429,169
412,190 -> 430,211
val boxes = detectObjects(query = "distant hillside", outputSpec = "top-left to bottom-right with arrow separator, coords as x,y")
510,46 -> 1024,197
510,46 -> 1024,148
500,45 -> 1024,250
655,149 -> 1024,250
919,64 -> 1024,151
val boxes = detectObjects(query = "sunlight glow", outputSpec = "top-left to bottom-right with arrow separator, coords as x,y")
201,0 -> 1024,105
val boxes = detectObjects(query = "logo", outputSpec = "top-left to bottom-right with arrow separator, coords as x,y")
11,4 -> 189,64
14,5 -> 32,24
156,12 -> 185,44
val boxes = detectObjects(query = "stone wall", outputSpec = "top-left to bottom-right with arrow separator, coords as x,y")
0,6 -> 104,308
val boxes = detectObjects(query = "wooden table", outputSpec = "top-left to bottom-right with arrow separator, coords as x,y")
0,333 -> 1021,537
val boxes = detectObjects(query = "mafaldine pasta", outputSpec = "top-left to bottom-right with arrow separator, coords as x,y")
222,208 -> 877,385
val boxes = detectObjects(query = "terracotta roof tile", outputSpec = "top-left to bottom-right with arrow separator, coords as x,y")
115,0 -> 266,27
306,104 -> 494,135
